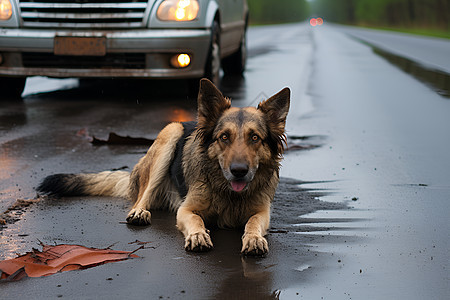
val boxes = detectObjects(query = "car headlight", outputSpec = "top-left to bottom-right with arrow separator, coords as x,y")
157,0 -> 199,21
0,0 -> 13,20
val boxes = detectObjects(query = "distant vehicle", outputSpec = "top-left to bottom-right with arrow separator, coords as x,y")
309,17 -> 324,27
0,0 -> 248,98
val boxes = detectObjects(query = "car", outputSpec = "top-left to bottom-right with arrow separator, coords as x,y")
0,0 -> 248,98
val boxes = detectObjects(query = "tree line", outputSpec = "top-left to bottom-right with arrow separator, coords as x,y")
247,0 -> 310,24
310,0 -> 449,31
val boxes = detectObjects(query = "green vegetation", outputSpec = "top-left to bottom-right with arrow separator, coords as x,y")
247,0 -> 310,25
311,0 -> 449,38
245,0 -> 448,38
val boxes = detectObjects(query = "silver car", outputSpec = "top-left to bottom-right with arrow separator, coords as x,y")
0,0 -> 248,98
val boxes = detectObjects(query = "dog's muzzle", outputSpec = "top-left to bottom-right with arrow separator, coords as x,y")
226,162 -> 255,193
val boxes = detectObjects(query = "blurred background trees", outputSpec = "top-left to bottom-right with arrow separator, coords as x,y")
310,0 -> 449,32
246,0 -> 449,37
247,0 -> 310,24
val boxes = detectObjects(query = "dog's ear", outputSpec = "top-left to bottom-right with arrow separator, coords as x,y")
258,88 -> 290,155
258,87 -> 290,133
197,78 -> 231,129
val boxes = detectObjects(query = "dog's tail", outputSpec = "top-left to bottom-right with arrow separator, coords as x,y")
37,171 -> 130,198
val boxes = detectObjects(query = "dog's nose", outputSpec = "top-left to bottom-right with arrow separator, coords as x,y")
230,163 -> 249,179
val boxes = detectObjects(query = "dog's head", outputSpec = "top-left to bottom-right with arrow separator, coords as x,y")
196,79 -> 290,193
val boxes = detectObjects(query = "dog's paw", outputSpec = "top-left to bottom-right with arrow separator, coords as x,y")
126,208 -> 152,226
241,233 -> 268,256
184,231 -> 213,252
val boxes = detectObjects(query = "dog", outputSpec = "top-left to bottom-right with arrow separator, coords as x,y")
37,78 -> 290,256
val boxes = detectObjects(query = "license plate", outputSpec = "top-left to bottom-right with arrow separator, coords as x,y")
54,36 -> 106,56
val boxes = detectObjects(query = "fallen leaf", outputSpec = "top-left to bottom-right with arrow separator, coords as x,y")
91,132 -> 154,146
0,243 -> 139,281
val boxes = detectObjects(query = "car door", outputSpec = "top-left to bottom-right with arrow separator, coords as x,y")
217,0 -> 246,57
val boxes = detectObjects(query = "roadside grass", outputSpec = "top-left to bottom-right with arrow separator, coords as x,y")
357,25 -> 450,39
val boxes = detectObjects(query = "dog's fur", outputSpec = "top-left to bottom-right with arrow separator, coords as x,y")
38,79 -> 290,255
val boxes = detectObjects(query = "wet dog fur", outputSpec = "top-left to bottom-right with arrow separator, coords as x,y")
38,79 -> 290,255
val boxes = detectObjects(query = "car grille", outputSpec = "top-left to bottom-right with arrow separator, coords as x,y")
22,52 -> 146,69
18,0 -> 150,29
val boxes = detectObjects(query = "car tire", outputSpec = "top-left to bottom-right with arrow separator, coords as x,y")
204,20 -> 221,86
222,25 -> 247,76
0,77 -> 26,100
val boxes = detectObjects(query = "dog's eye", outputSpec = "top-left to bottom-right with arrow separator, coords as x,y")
251,134 -> 260,142
220,134 -> 229,142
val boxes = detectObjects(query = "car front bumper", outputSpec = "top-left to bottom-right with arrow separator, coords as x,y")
0,28 -> 211,79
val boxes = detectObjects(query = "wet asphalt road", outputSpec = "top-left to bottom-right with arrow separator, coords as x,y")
1,23 -> 450,299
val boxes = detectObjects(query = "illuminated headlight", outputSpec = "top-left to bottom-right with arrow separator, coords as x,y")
170,54 -> 191,68
0,0 -> 13,20
157,0 -> 199,21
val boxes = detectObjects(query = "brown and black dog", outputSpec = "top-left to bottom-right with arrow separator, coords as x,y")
38,79 -> 290,255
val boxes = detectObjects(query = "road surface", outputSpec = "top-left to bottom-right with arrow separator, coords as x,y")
1,23 -> 449,299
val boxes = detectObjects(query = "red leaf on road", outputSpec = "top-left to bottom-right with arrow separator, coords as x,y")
0,243 -> 139,281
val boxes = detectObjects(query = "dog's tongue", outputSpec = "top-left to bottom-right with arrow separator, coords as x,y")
231,180 -> 247,192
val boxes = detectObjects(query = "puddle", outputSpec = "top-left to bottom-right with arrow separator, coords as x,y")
22,77 -> 78,97
286,135 -> 327,151
295,264 -> 311,272
291,209 -> 372,239
355,38 -> 450,98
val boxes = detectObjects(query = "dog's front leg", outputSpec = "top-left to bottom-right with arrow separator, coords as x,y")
176,203 -> 213,252
241,207 -> 270,256
126,185 -> 153,225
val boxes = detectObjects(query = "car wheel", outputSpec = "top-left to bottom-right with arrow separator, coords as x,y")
204,20 -> 221,86
222,24 -> 247,76
0,77 -> 26,100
